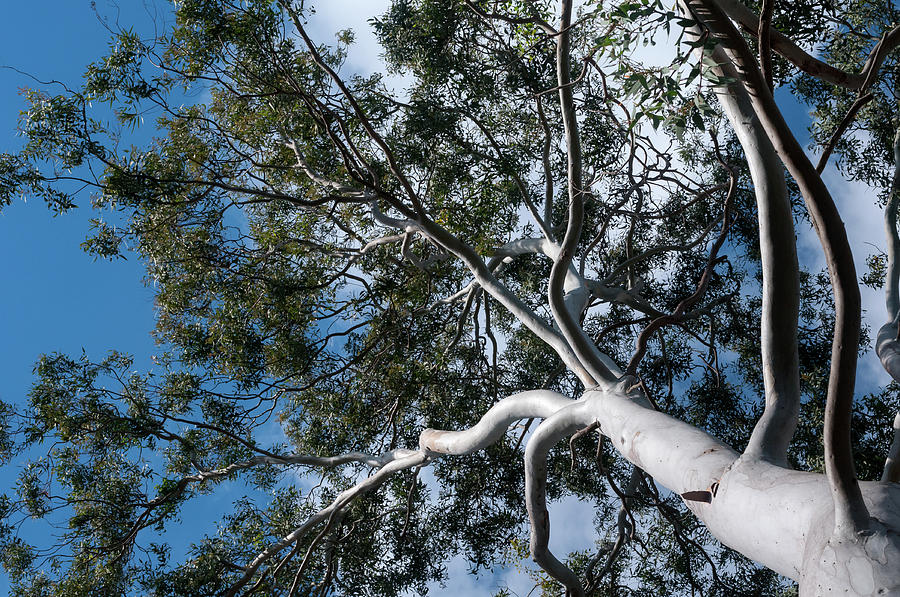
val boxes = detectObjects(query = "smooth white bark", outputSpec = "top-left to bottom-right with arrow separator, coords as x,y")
525,400 -> 597,597
419,390 -> 573,455
578,386 -> 900,593
690,0 -> 869,537
877,130 -> 900,382
548,0 -> 618,389
883,413 -> 900,483
709,45 -> 801,465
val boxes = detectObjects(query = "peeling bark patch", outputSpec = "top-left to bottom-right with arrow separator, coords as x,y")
848,556 -> 876,594
681,490 -> 713,503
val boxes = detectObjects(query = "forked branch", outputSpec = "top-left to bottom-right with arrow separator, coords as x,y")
717,0 -> 900,90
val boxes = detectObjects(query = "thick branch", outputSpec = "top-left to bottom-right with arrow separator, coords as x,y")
717,0 -> 900,90
877,130 -> 900,381
707,46 -> 800,465
886,130 -> 900,322
884,413 -> 900,483
419,389 -> 573,454
524,400 -> 596,597
575,384 -> 900,587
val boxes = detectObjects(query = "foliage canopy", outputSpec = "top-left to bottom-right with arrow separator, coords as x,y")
2,0 -> 900,595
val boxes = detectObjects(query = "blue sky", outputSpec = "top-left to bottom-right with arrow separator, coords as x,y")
0,2 -> 161,404
0,2 -> 162,593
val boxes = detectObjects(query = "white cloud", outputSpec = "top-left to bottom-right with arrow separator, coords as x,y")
305,0 -> 408,92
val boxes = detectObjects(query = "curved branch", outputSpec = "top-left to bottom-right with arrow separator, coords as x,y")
228,388 -> 578,595
625,158 -> 736,377
705,44 -> 800,465
183,450 -> 419,485
586,279 -> 664,318
602,215 -> 720,283
757,0 -> 774,90
377,201 -> 605,385
884,413 -> 900,483
877,130 -> 900,381
585,466 -> 642,591
524,400 -> 596,597
814,92 -> 875,175
419,389 -> 573,455
716,0 -> 900,90
549,0 -> 616,388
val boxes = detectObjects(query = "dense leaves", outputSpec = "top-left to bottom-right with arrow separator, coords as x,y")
1,0 -> 899,595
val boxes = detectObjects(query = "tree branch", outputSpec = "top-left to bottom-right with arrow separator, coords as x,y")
876,129 -> 900,381
814,92 -> 875,175
883,413 -> 900,483
703,43 -> 801,465
758,0 -> 774,91
225,450 -> 429,597
549,0 -> 616,388
419,390 -> 573,455
524,399 -> 596,597
716,0 -> 900,89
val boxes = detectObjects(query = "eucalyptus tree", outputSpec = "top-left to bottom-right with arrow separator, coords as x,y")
1,0 -> 900,595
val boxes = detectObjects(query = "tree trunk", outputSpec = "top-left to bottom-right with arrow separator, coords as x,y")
579,385 -> 900,595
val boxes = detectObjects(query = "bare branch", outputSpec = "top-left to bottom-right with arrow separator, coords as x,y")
524,400 -> 596,597
549,0 -> 616,388
625,150 -> 736,376
877,130 -> 900,381
758,0 -> 775,91
883,413 -> 900,483
420,390 -> 574,455
716,0 -> 900,90
282,2 -> 426,214
702,43 -> 801,464
885,129 -> 900,322
585,467 -> 643,592
814,92 -> 875,175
